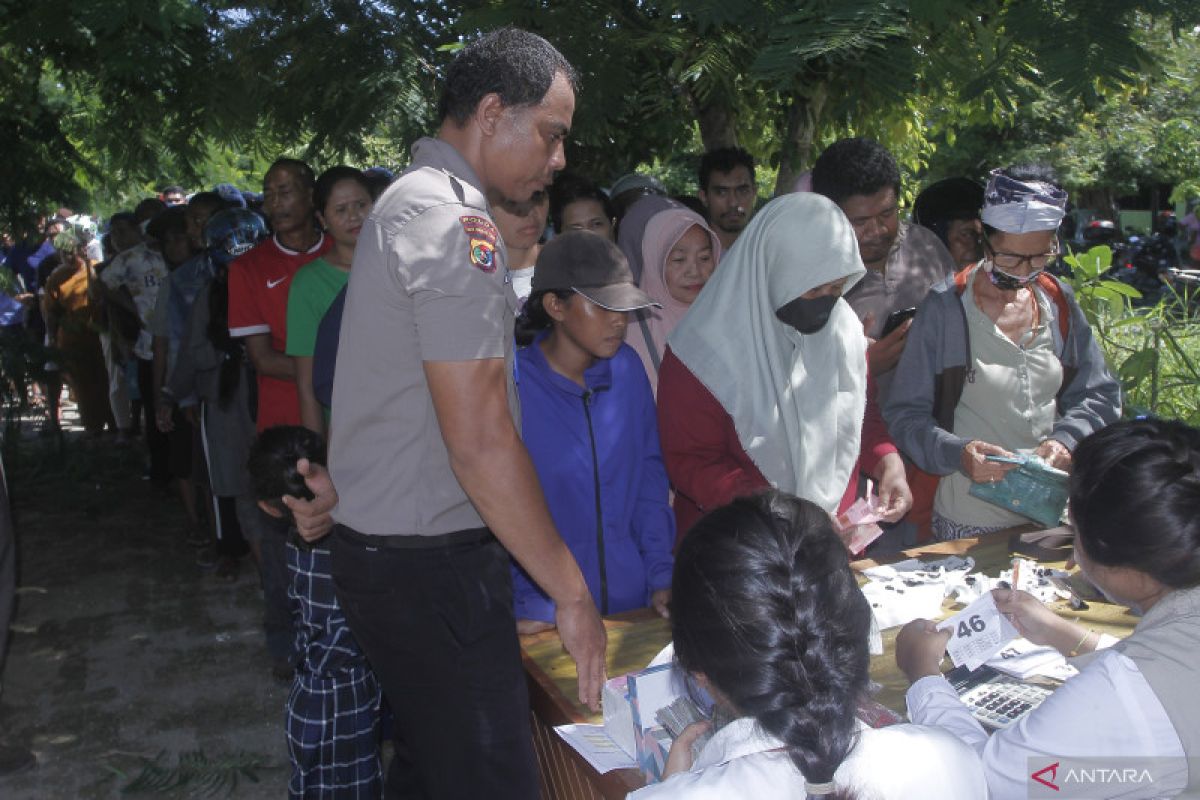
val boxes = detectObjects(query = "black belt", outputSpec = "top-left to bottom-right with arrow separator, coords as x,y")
334,524 -> 494,550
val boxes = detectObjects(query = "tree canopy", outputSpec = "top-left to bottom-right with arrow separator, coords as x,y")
2,0 -> 1199,225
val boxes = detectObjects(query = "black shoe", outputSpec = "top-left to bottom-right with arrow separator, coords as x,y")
0,744 -> 35,776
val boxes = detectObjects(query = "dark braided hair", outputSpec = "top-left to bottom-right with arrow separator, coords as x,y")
671,491 -> 868,799
514,289 -> 574,347
1069,419 -> 1200,589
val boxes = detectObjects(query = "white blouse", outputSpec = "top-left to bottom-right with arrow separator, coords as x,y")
628,716 -> 987,799
906,649 -> 1187,799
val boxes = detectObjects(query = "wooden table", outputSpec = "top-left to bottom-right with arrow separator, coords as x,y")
520,527 -> 1141,800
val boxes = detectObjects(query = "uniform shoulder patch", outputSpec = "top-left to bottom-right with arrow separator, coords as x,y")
459,215 -> 499,273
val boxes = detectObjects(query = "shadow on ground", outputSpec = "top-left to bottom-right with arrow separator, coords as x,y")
1,427 -> 287,798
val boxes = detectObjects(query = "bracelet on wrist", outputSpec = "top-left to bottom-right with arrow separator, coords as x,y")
1069,628 -> 1094,657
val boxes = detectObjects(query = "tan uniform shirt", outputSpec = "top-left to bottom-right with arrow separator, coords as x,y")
329,137 -> 518,537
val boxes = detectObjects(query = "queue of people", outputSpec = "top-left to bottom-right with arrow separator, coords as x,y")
3,24 -> 1193,800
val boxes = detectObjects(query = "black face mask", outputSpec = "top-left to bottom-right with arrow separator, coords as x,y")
775,295 -> 838,335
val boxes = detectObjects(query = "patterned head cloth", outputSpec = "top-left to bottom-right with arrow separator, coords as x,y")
981,169 -> 1068,234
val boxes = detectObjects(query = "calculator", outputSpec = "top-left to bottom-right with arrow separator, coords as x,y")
946,665 -> 1053,730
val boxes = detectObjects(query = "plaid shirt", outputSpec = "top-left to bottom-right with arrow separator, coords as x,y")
285,539 -> 382,798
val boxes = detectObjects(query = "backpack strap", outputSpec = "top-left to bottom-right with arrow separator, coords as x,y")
953,265 -> 972,295
1034,272 -> 1070,343
931,267 -> 976,432
636,312 -> 661,374
942,267 -> 1075,424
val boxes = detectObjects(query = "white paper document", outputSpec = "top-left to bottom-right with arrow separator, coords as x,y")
987,637 -> 1079,681
554,724 -> 638,773
937,591 -> 1020,671
860,581 -> 947,630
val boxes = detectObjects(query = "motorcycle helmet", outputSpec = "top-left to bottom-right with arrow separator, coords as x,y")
1082,219 -> 1118,245
204,208 -> 268,267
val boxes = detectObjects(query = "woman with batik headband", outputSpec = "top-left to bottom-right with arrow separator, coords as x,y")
884,165 -> 1121,540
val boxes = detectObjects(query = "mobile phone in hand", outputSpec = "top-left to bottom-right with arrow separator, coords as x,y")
880,306 -> 917,337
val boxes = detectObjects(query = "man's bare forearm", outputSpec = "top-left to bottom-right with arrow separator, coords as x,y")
244,334 -> 295,382
425,358 -> 590,606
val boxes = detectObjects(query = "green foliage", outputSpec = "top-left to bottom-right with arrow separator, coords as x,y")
925,22 -> 1200,198
1061,246 -> 1141,320
1060,246 -> 1200,424
105,749 -> 267,797
3,0 -> 1200,223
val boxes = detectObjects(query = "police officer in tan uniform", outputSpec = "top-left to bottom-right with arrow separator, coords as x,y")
287,28 -> 606,798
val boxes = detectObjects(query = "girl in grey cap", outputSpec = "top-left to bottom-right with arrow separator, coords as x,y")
511,232 -> 676,632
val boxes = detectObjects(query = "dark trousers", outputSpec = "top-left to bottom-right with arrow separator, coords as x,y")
0,457 -> 14,674
213,496 -> 249,559
242,504 -> 295,665
135,358 -> 169,484
331,528 -> 538,800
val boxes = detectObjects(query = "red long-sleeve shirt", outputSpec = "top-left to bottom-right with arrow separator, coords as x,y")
656,346 -> 897,543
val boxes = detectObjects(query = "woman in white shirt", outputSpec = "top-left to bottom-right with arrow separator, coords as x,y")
896,418 -> 1200,799
629,491 -> 986,800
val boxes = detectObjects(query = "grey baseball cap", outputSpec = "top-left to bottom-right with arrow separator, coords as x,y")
609,173 -> 667,200
532,231 -> 660,312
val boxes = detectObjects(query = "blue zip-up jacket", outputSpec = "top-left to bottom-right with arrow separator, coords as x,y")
513,331 -> 675,623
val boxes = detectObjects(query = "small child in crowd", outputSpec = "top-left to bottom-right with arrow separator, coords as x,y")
248,425 -> 382,799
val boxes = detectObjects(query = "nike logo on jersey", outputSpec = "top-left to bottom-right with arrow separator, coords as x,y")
266,276 -> 287,289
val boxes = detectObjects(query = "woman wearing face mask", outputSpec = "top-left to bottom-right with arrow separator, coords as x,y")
286,166 -> 375,437
656,193 -> 911,545
896,419 -> 1200,800
884,166 -> 1120,541
627,207 -> 720,394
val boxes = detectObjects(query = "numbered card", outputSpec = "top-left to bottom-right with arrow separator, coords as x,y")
936,591 -> 1020,671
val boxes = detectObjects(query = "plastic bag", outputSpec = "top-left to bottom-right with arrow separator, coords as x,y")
969,455 -> 1068,528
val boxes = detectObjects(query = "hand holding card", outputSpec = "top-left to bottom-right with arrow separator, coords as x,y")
936,591 -> 1020,671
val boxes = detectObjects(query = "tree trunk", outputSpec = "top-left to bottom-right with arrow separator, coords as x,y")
773,82 -> 828,197
689,91 -> 740,153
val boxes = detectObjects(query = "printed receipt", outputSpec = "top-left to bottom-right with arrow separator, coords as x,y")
936,591 -> 1020,671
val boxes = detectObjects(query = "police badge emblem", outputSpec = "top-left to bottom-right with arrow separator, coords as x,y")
459,215 -> 500,273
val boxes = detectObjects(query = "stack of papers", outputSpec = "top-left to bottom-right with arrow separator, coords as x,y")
987,637 -> 1079,682
554,724 -> 638,773
860,556 -> 975,630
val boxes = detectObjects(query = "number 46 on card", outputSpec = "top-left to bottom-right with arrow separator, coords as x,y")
937,592 -> 1020,672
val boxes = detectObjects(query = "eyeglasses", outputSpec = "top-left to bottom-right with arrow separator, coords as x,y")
983,238 -> 1058,272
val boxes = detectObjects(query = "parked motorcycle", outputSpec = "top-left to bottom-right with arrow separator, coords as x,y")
1104,226 -> 1180,308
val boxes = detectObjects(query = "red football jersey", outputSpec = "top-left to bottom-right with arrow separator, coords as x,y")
228,233 -> 331,430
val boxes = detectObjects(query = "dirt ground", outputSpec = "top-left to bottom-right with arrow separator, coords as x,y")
1,409 -> 289,798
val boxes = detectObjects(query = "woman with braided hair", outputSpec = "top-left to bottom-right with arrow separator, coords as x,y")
630,490 -> 985,799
